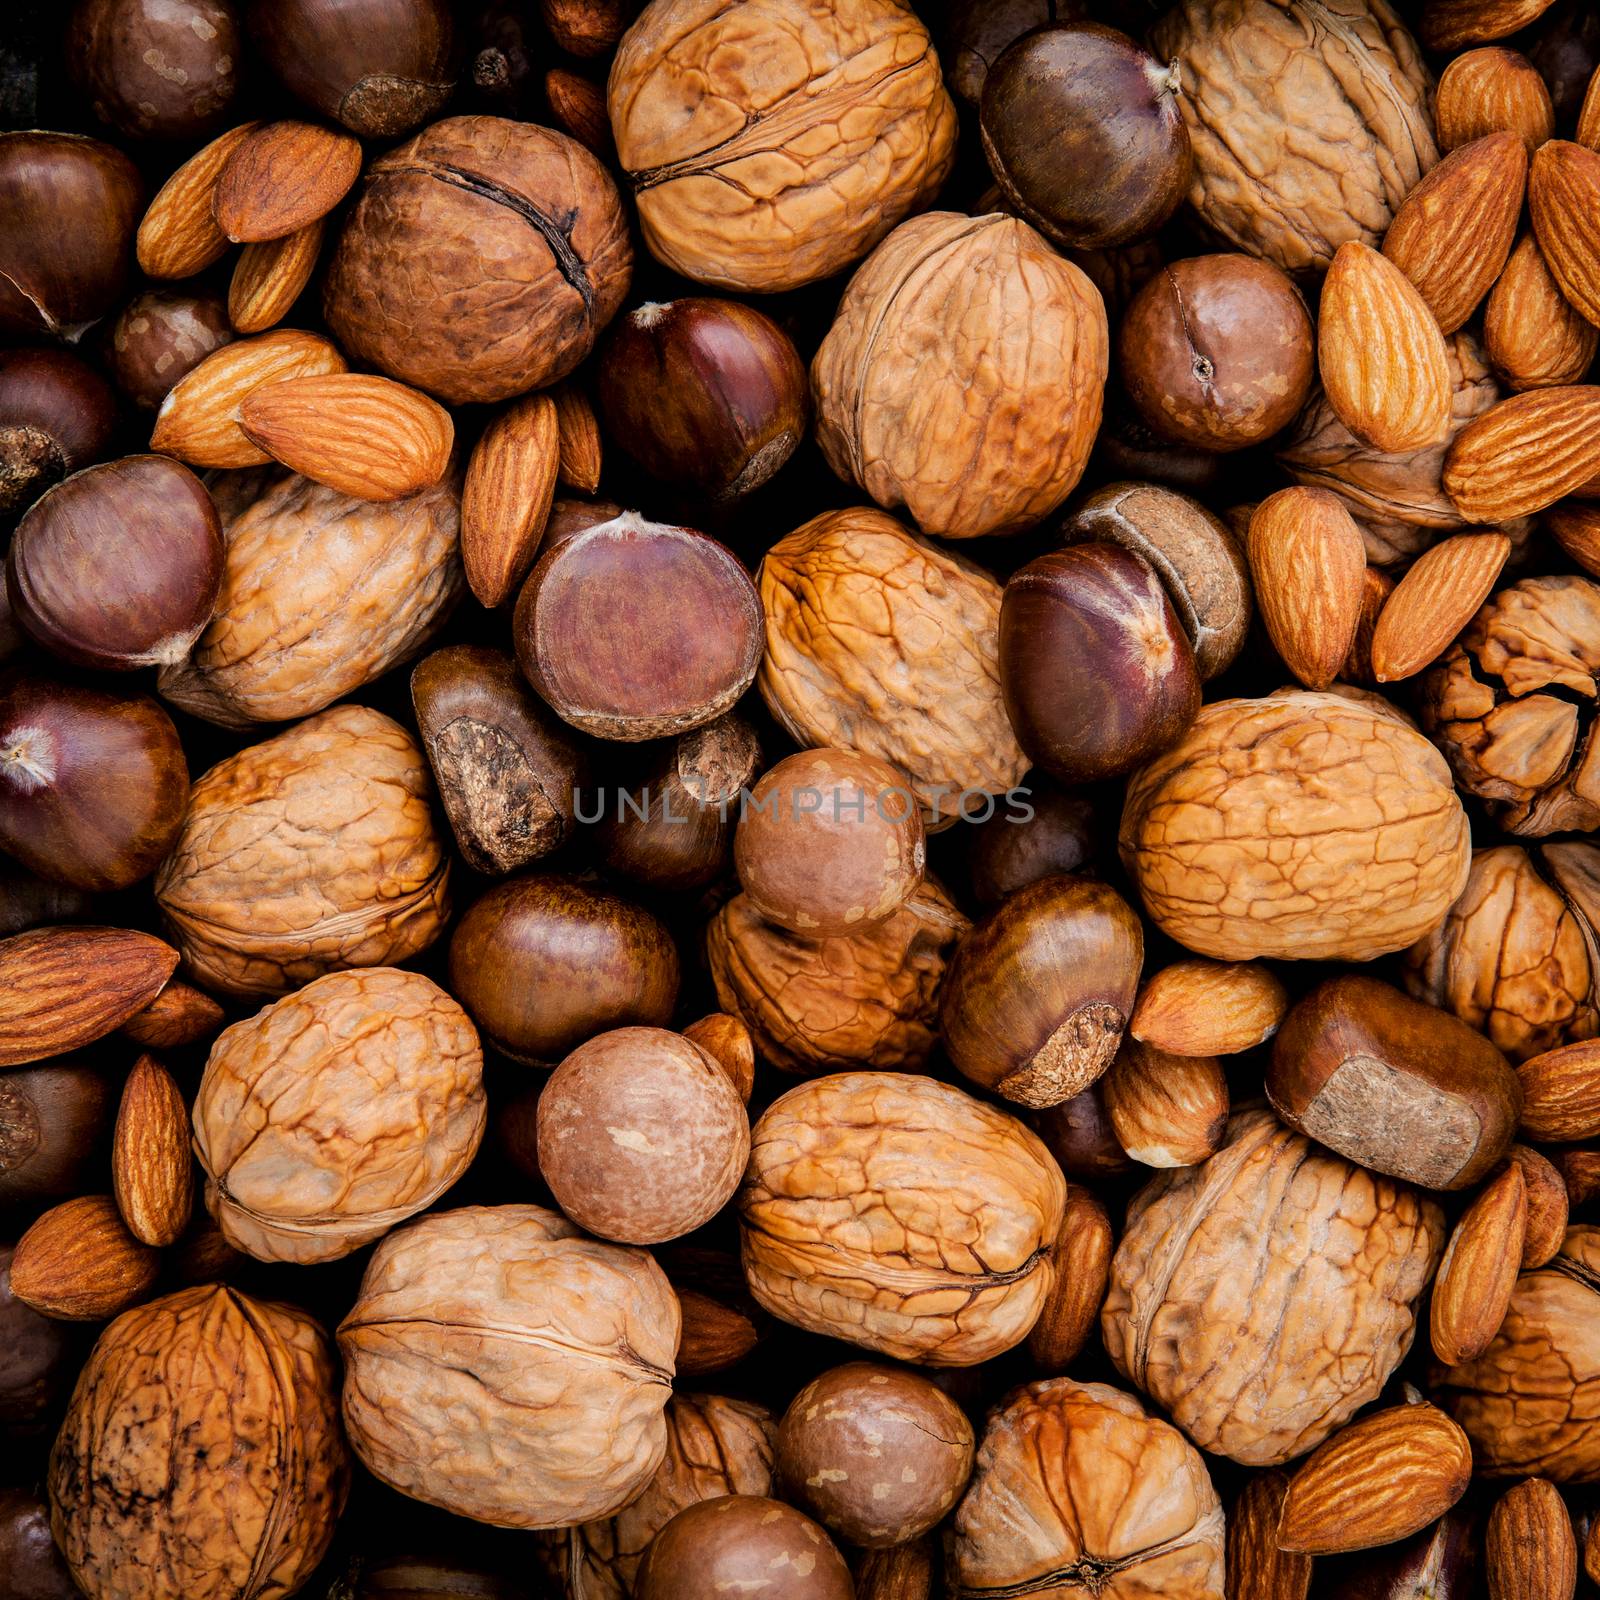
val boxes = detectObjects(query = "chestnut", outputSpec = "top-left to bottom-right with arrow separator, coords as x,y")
0,1060 -> 114,1214
1,1245 -> 76,1432
966,777 -> 1097,907
637,1497 -> 853,1600
447,874 -> 680,1065
514,510 -> 763,741
1119,254 -> 1316,452
940,874 -> 1144,1109
248,0 -> 457,138
0,671 -> 189,891
944,0 -> 1091,104
0,1486 -> 79,1600
979,23 -> 1191,250
1032,1078 -> 1133,1180
0,348 -> 118,518
734,747 -> 926,938
103,289 -> 233,412
0,132 -> 142,340
0,862 -> 95,939
67,0 -> 240,142
8,456 -> 223,671
597,299 -> 807,502
999,543 -> 1200,784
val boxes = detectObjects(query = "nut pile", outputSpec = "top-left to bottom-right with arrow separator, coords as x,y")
6,1 -> 1600,1598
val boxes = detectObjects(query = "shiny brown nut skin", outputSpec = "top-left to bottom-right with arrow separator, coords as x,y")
1119,254 -> 1315,452
0,132 -> 141,341
597,298 -> 806,502
411,644 -> 589,877
966,779 -> 1096,907
776,1362 -> 975,1548
0,1063 -> 113,1216
536,1027 -> 749,1245
0,673 -> 188,893
330,1553 -> 529,1600
735,748 -> 925,939
1032,1078 -> 1133,1180
248,0 -> 456,137
1000,543 -> 1200,785
1,1242 -> 75,1429
0,864 -> 94,939
636,1496 -> 853,1600
448,875 -> 680,1066
8,456 -> 223,672
0,1486 -> 80,1600
324,117 -> 630,404
103,290 -> 232,412
0,348 -> 118,519
941,874 -> 1143,1110
943,0 -> 1090,103
67,0 -> 240,141
979,24 -> 1191,251
514,510 -> 762,742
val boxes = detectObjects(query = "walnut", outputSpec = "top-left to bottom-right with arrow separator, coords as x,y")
538,1392 -> 775,1600
159,469 -> 464,729
608,0 -> 957,292
705,881 -> 969,1076
812,212 -> 1108,540
1150,0 -> 1438,274
1433,1225 -> 1600,1483
48,1285 -> 348,1600
738,1072 -> 1067,1366
1119,690 -> 1471,962
1101,1108 -> 1444,1466
192,969 -> 485,1265
338,1205 -> 678,1529
758,508 -> 1028,824
948,1379 -> 1225,1597
154,705 -> 450,998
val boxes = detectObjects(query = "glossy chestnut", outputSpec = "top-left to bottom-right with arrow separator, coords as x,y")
966,778 -> 1097,907
0,1061 -> 114,1214
0,348 -> 118,518
944,0 -> 1091,104
0,1485 -> 80,1599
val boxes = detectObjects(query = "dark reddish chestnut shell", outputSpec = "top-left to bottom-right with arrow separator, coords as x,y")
0,349 -> 118,518
103,290 -> 233,411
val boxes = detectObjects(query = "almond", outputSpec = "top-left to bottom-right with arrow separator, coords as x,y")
675,1286 -> 759,1376
151,328 -> 347,468
238,372 -> 454,501
9,1195 -> 160,1321
1383,132 -> 1526,334
1277,1401 -> 1474,1556
1246,486 -> 1368,691
1529,140 -> 1600,328
1547,500 -> 1600,576
1025,1183 -> 1113,1371
227,217 -> 325,335
121,979 -> 227,1050
1130,959 -> 1289,1056
1421,0 -> 1561,52
212,119 -> 362,244
461,392 -> 560,607
111,1055 -> 194,1248
1319,241 -> 1453,453
1484,234 -> 1600,391
1486,1478 -> 1577,1600
1517,1038 -> 1600,1140
1436,47 -> 1555,155
1103,1039 -> 1228,1169
545,67 -> 615,161
682,1012 -> 755,1103
856,1539 -> 935,1600
1580,63 -> 1600,152
135,121 -> 263,279
0,925 -> 178,1067
1227,1473 -> 1312,1600
1508,1144 -> 1569,1268
1560,1149 -> 1600,1208
1431,1161 -> 1527,1366
1444,385 -> 1600,521
1369,531 -> 1511,682
553,382 -> 603,494
1587,1508 -> 1600,1586
1343,565 -> 1396,687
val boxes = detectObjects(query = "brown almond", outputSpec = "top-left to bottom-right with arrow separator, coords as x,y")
213,119 -> 362,244
1579,64 -> 1600,152
1103,1039 -> 1229,1169
111,1055 -> 194,1248
856,1539 -> 935,1600
10,1195 -> 161,1321
1130,958 -> 1289,1056
1227,1472 -> 1312,1600
1529,140 -> 1600,329
1431,1162 -> 1527,1366
1436,47 -> 1555,155
545,67 -> 615,161
1383,132 -> 1526,334
1486,1478 -> 1577,1600
0,925 -> 178,1067
1277,1401 -> 1474,1556
1319,240 -> 1453,454
1025,1183 -> 1113,1371
1560,1148 -> 1600,1207
1587,1507 -> 1600,1585
1444,385 -> 1600,521
227,217 -> 325,335
1485,234 -> 1600,392
238,372 -> 454,501
1421,0 -> 1561,52
1547,500 -> 1600,577
1369,531 -> 1511,682
1508,1144 -> 1569,1269
682,1013 -> 755,1103
135,121 -> 263,279
1342,565 -> 1396,687
675,1286 -> 759,1377
1247,486 -> 1368,691
121,979 -> 227,1050
151,328 -> 347,468
461,392 -> 560,608
552,383 -> 603,494
1517,1038 -> 1600,1140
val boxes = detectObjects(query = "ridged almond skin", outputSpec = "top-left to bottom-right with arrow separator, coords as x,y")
135,121 -> 262,279
1588,1504 -> 1600,1586
1436,48 -> 1555,155
1130,959 -> 1289,1056
1343,565 -> 1396,687
1485,235 -> 1600,391
1547,500 -> 1600,575
1431,1162 -> 1527,1366
1518,1039 -> 1600,1140
681,1012 -> 756,1104
212,119 -> 362,243
461,392 -> 560,607
1246,486 -> 1368,690
1561,1150 -> 1600,1207
227,218 -> 325,334
1444,385 -> 1600,519
111,1055 -> 194,1248
1508,1145 -> 1569,1268
1486,1477 -> 1577,1600
121,979 -> 226,1050
1025,1183 -> 1113,1372
1226,1472 -> 1311,1600
1320,241 -> 1454,453
1102,1040 -> 1229,1170
1370,531 -> 1512,681
0,925 -> 178,1066
1580,65 -> 1600,151
552,383 -> 602,494
1530,141 -> 1600,328
238,373 -> 454,502
151,329 -> 347,468
1383,132 -> 1526,334
1421,0 -> 1561,51
10,1195 -> 160,1321
1277,1402 -> 1474,1555
673,1288 -> 760,1377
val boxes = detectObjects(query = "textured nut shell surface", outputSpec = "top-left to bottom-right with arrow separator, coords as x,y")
1130,958 -> 1289,1055
1435,47 -> 1555,153
1444,386 -> 1600,523
112,1057 -> 194,1248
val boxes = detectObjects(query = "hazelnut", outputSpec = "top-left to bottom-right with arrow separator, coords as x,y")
1,1243 -> 77,1428
636,1497 -> 853,1600
0,1485 -> 78,1600
0,348 -> 118,517
0,1063 -> 114,1215
965,778 -> 1097,907
102,290 -> 233,412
